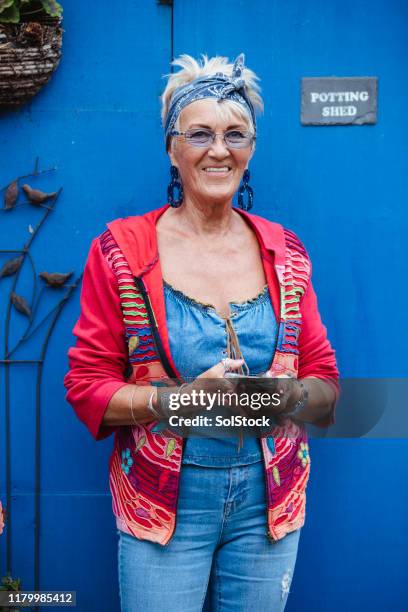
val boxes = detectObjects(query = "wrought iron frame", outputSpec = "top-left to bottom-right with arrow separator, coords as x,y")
0,159 -> 81,595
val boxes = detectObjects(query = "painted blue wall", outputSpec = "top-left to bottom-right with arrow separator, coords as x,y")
1,1 -> 407,610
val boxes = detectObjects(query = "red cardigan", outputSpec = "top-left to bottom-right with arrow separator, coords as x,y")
64,204 -> 339,544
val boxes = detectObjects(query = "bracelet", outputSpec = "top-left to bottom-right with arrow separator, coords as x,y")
178,382 -> 190,396
147,389 -> 161,420
156,388 -> 177,420
155,383 -> 190,421
130,386 -> 138,426
286,380 -> 309,419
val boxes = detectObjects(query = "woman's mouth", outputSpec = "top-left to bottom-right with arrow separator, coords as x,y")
202,166 -> 232,176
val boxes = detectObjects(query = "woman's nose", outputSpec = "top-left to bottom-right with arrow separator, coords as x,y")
207,134 -> 229,156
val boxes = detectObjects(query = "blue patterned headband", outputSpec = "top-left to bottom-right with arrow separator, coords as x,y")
164,53 -> 257,143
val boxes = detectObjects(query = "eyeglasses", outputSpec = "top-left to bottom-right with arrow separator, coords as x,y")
169,128 -> 255,149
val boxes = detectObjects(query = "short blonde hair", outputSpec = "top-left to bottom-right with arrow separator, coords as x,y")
161,54 -> 264,132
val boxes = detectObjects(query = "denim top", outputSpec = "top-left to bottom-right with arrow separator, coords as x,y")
163,280 -> 278,466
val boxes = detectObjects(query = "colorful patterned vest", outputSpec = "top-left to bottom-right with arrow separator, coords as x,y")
100,206 -> 312,545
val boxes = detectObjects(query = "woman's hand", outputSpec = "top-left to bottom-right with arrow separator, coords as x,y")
156,358 -> 245,419
180,358 -> 245,412
196,358 -> 245,386
223,374 -> 302,427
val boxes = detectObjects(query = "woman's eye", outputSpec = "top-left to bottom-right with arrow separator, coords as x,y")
227,130 -> 246,139
188,130 -> 211,139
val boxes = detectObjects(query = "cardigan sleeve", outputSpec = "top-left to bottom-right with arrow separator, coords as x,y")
63,236 -> 129,441
298,269 -> 340,426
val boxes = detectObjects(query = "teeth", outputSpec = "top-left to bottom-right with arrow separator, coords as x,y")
204,167 -> 230,172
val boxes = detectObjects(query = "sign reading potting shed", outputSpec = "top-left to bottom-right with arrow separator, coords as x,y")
301,77 -> 378,125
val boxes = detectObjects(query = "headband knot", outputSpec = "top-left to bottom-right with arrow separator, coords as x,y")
218,77 -> 246,98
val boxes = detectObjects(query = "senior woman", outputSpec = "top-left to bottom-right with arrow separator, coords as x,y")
64,53 -> 339,612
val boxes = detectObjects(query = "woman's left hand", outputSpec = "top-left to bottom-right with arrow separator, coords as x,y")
234,374 -> 302,422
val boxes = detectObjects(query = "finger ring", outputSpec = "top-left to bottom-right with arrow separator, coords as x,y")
221,358 -> 231,372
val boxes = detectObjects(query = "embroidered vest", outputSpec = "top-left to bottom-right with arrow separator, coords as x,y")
100,210 -> 311,545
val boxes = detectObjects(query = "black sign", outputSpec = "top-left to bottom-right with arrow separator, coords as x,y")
301,77 -> 378,125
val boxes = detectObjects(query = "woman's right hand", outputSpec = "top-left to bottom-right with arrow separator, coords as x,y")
177,358 -> 245,414
196,358 -> 245,382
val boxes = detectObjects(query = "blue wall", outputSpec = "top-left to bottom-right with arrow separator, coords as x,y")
1,1 -> 407,610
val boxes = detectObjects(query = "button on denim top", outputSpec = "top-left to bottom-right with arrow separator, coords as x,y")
163,280 -> 278,466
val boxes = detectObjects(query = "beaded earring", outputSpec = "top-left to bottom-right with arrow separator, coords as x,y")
167,165 -> 183,208
237,168 -> 254,211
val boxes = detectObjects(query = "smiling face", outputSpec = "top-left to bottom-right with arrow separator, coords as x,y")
168,98 -> 254,207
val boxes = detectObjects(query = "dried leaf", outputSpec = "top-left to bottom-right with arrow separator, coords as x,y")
4,180 -> 18,210
0,256 -> 23,279
10,292 -> 31,318
39,271 -> 73,287
22,184 -> 57,205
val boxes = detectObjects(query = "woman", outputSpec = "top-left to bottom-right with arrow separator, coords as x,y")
64,53 -> 339,612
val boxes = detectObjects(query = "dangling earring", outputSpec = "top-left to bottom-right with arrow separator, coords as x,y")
237,168 -> 254,211
167,165 -> 183,208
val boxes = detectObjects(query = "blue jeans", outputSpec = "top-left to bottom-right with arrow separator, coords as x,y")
118,461 -> 301,611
